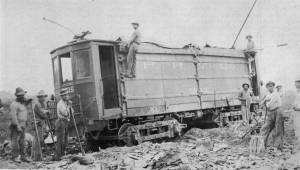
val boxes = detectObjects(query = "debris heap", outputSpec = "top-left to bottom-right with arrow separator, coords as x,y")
39,125 -> 298,170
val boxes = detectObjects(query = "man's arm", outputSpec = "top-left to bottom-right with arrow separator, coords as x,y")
57,102 -> 69,118
293,97 -> 300,111
260,95 -> 270,107
128,31 -> 138,45
9,103 -> 19,126
34,103 -> 48,119
238,91 -> 244,101
266,93 -> 281,110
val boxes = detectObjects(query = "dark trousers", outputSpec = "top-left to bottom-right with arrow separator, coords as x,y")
260,108 -> 284,149
55,119 -> 68,159
32,122 -> 45,161
126,43 -> 138,76
244,51 -> 256,59
10,124 -> 25,158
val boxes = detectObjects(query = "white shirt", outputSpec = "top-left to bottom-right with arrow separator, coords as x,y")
247,40 -> 255,51
260,86 -> 269,100
293,90 -> 300,110
129,29 -> 141,44
57,100 -> 73,121
265,91 -> 282,110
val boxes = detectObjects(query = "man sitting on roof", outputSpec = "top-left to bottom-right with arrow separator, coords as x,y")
244,35 -> 256,60
244,35 -> 257,76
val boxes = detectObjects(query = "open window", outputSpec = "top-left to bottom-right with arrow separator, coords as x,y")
99,46 -> 119,109
60,53 -> 73,84
53,57 -> 60,86
74,50 -> 91,79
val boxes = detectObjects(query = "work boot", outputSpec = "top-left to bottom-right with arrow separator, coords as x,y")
12,157 -> 21,163
20,156 -> 31,163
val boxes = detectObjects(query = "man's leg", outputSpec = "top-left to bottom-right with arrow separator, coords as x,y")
273,109 -> 284,149
62,121 -> 68,156
293,111 -> 300,153
126,45 -> 134,75
19,127 -> 30,162
246,104 -> 251,124
260,111 -> 275,147
55,119 -> 63,160
32,125 -> 43,161
10,125 -> 20,160
130,44 -> 137,77
127,44 -> 138,77
241,105 -> 248,123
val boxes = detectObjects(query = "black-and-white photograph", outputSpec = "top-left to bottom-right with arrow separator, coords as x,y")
0,0 -> 300,169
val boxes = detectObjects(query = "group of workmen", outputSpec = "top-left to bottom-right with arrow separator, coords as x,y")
0,22 -> 141,163
6,87 -> 72,163
238,78 -> 300,152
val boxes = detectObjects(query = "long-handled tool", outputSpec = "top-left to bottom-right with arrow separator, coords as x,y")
45,115 -> 56,147
249,104 -> 268,154
69,107 -> 85,156
31,103 -> 43,159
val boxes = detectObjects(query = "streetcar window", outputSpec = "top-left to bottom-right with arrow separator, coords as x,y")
74,50 -> 90,79
53,57 -> 60,85
60,53 -> 73,83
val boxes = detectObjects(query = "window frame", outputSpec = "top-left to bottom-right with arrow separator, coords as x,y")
52,56 -> 61,87
73,48 -> 92,81
59,52 -> 74,85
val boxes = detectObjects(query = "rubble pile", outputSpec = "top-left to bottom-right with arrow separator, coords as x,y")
40,125 -> 299,170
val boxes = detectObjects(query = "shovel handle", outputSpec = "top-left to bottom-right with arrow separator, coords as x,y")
70,108 -> 85,156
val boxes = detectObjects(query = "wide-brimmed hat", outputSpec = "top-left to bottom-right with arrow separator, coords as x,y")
266,81 -> 275,87
37,90 -> 48,97
242,83 -> 250,88
60,88 -> 69,96
15,87 -> 27,96
131,22 -> 139,26
246,35 -> 253,39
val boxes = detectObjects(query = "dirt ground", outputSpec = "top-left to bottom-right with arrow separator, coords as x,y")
0,91 -> 299,169
1,126 -> 299,170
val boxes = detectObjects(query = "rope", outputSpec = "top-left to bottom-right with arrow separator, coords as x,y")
42,17 -> 76,35
231,0 -> 258,48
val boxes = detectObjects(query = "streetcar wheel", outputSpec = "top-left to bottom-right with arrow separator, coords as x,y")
118,123 -> 136,146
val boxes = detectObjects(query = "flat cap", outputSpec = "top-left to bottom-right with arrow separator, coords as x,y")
266,81 -> 275,87
60,88 -> 69,96
37,90 -> 48,97
246,35 -> 253,38
131,22 -> 139,26
242,83 -> 250,88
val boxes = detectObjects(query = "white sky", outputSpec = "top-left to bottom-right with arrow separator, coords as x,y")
1,0 -> 300,95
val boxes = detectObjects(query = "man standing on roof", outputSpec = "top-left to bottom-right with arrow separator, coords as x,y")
238,83 -> 253,123
9,87 -> 32,163
54,89 -> 73,161
32,90 -> 49,161
260,81 -> 283,150
126,22 -> 141,78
